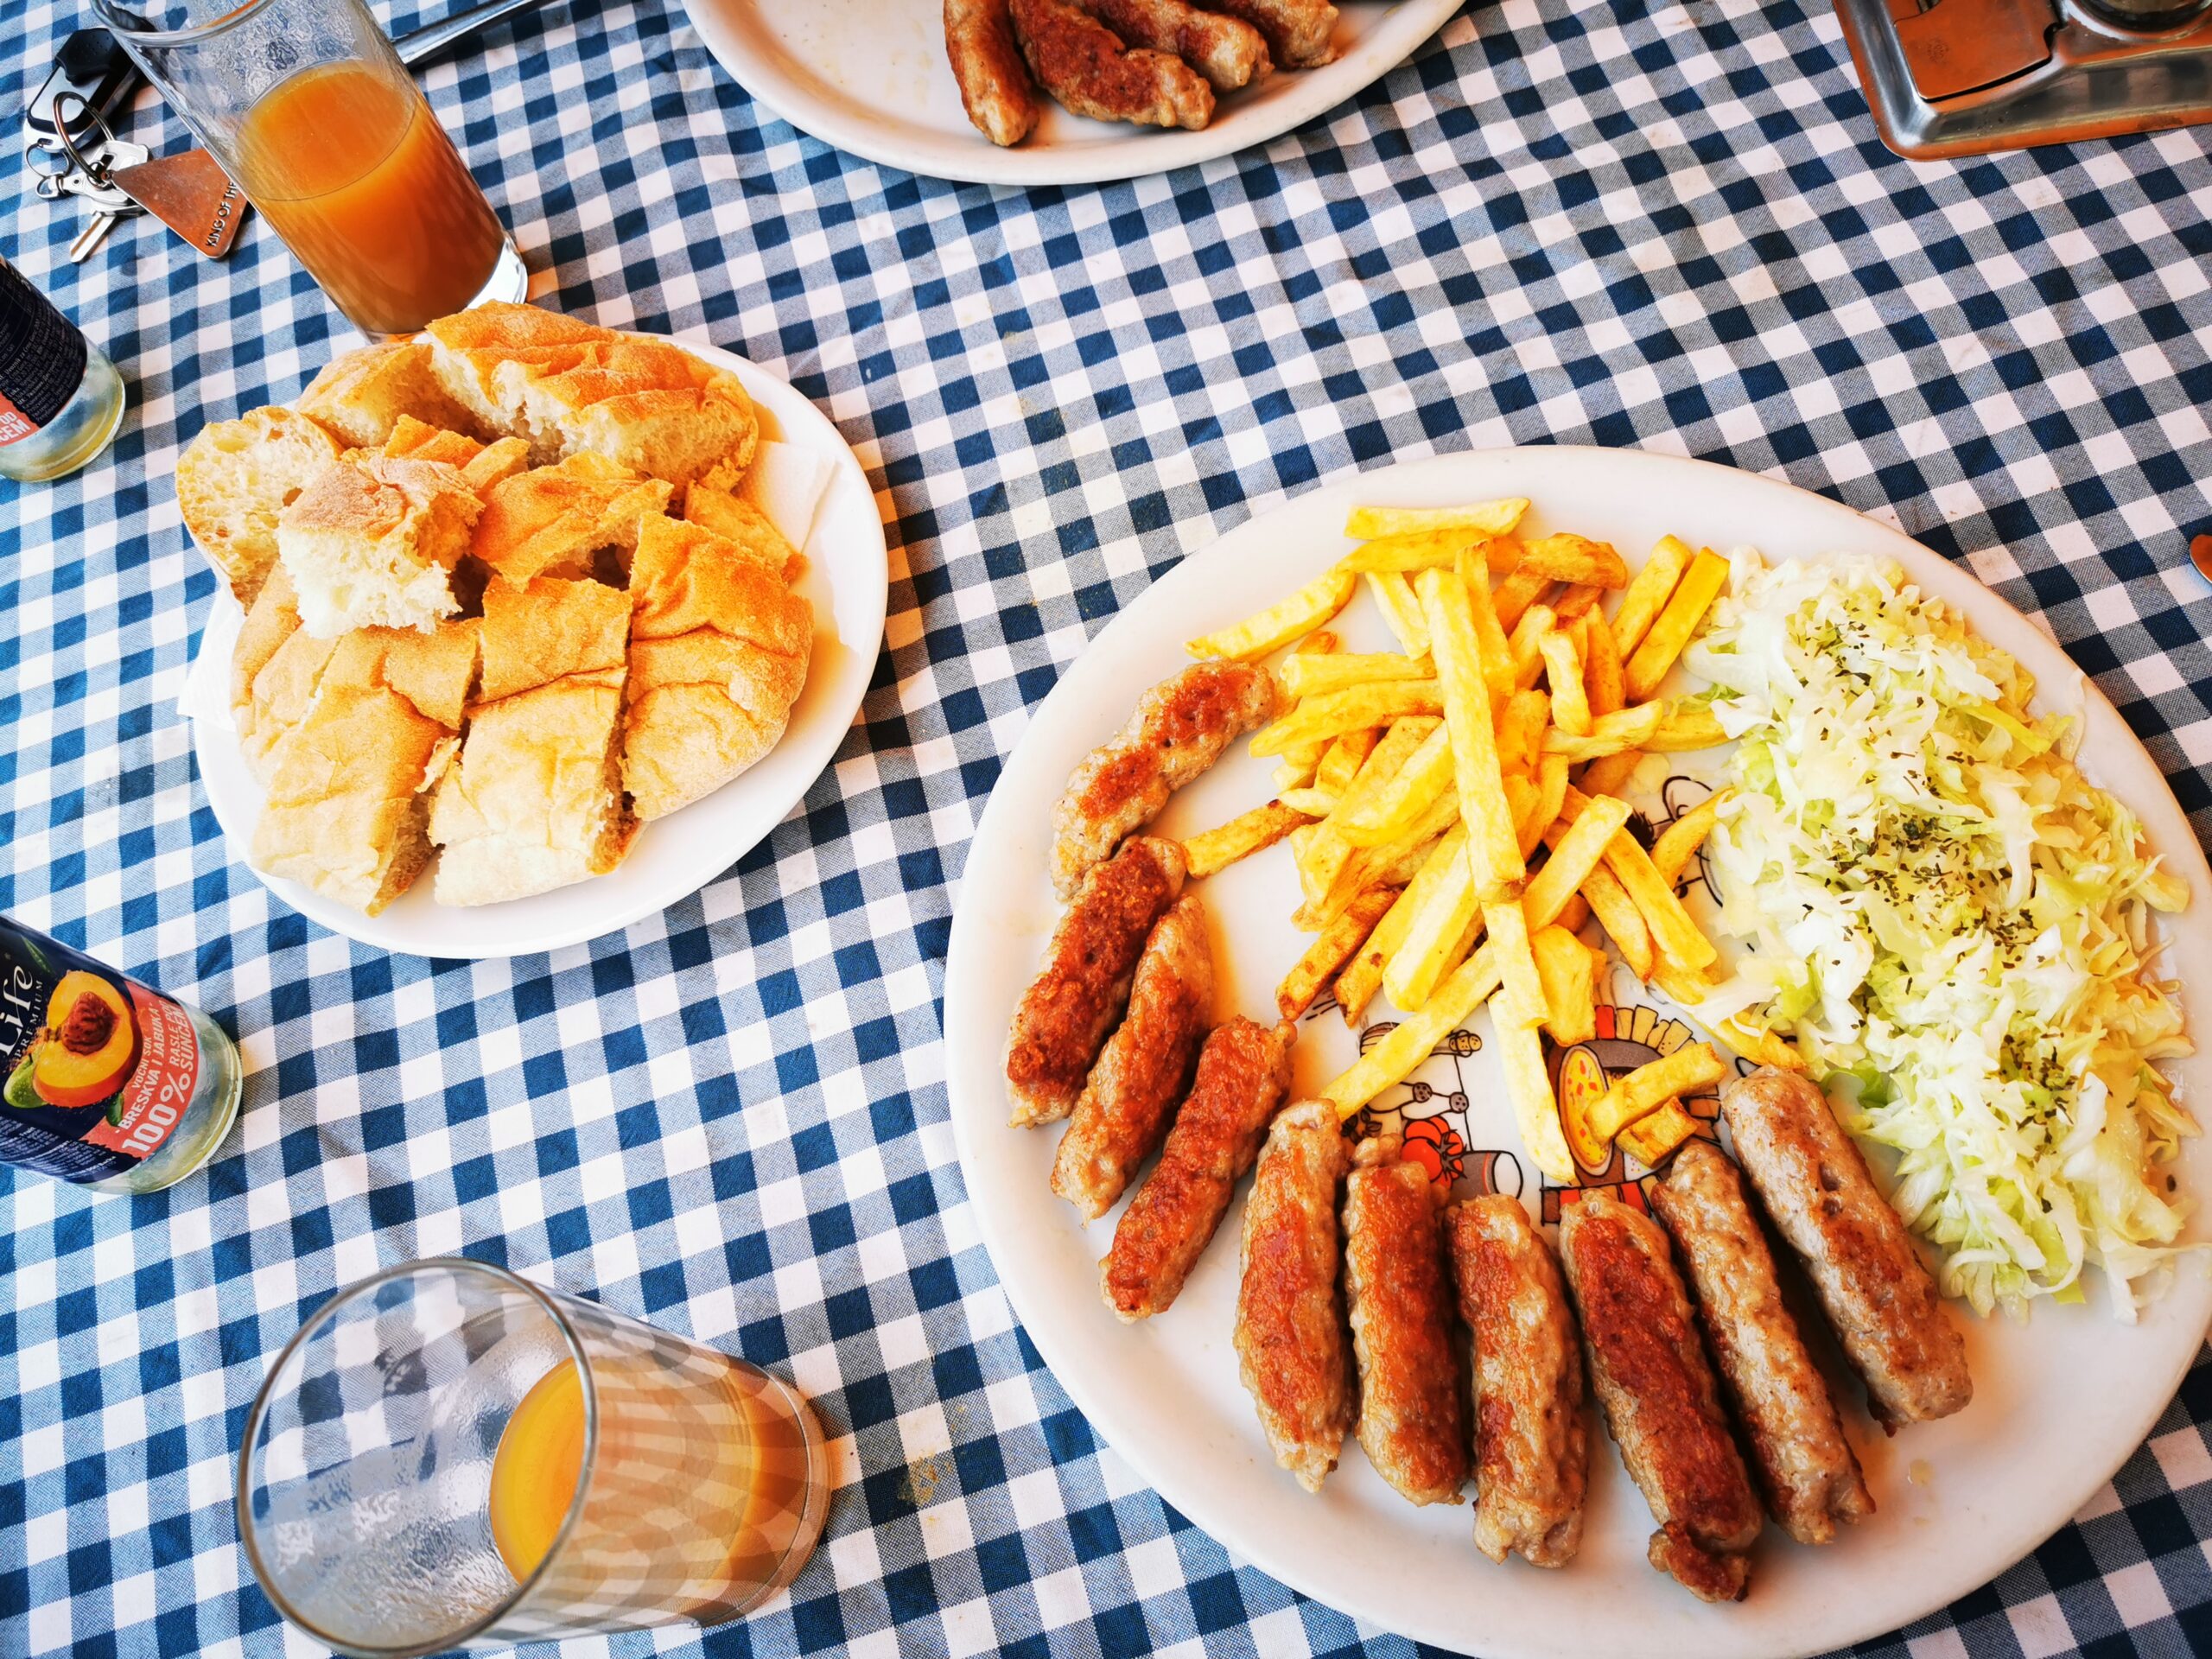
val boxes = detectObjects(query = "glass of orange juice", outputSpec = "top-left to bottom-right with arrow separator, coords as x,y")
237,1259 -> 830,1654
93,0 -> 527,337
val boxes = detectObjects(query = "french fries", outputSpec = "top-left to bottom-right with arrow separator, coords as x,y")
1650,790 -> 1729,886
1576,749 -> 1641,799
1494,1020 -> 1575,1182
1553,582 -> 1605,621
1624,549 -> 1729,701
1277,786 -> 1340,817
1382,826 -> 1479,1013
1592,1044 -> 1727,1139
1541,632 -> 1590,735
1280,652 -> 1429,700
1610,534 -> 1693,659
1580,862 -> 1656,980
1457,552 -> 1516,707
1323,944 -> 1500,1119
1187,567 -> 1357,661
1496,689 -> 1551,779
1617,1102 -> 1700,1166
1582,604 -> 1625,717
1293,630 -> 1338,658
1531,924 -> 1597,1045
1602,830 -> 1718,972
1486,899 -> 1546,1029
1541,701 -> 1666,762
1363,570 -> 1432,659
1315,728 -> 1380,796
1344,530 -> 1522,575
1183,801 -> 1311,878
1509,603 -> 1556,692
1522,791 -> 1632,929
1250,681 -> 1444,757
1516,753 -> 1570,861
1344,499 -> 1529,541
1415,567 -> 1523,900
1339,722 -> 1452,847
1642,703 -> 1728,753
1491,564 -> 1552,633
1277,886 -> 1399,1020
1520,533 -> 1627,588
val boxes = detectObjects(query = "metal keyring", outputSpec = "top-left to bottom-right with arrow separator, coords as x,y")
48,91 -> 122,186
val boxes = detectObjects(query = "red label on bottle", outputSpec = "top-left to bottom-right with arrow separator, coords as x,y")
80,985 -> 200,1158
0,389 -> 35,447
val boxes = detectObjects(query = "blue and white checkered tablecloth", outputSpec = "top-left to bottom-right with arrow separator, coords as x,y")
4,0 -> 2212,1653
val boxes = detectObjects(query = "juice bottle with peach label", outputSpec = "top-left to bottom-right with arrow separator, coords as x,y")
0,918 -> 243,1194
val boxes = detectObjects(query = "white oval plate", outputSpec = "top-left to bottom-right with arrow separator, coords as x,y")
681,0 -> 1463,187
943,448 -> 2212,1659
191,337 -> 889,960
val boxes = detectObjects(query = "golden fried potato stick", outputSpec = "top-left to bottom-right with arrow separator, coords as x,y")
1624,549 -> 1729,702
1278,886 -> 1400,1020
1576,749 -> 1641,799
1520,533 -> 1628,588
1610,534 -> 1693,659
1486,898 -> 1547,1030
1517,753 -> 1570,862
1541,702 -> 1665,762
1416,567 -> 1523,901
1183,800 -> 1311,878
1509,603 -> 1557,692
1496,688 -> 1551,779
1491,565 -> 1552,633
1187,565 -> 1356,661
1582,603 -> 1626,718
1277,786 -> 1339,817
1616,1102 -> 1700,1166
1344,499 -> 1529,541
1495,1020 -> 1575,1182
1531,923 -> 1598,1046
1250,681 -> 1443,757
1650,790 -> 1730,887
1322,943 -> 1500,1118
1315,727 -> 1379,796
1541,631 -> 1591,736
1344,530 -> 1521,576
1522,791 -> 1632,929
1338,722 -> 1452,847
1602,829 -> 1718,973
1279,652 -> 1429,699
1364,570 -> 1432,659
1592,1044 -> 1726,1139
1383,825 -> 1479,1013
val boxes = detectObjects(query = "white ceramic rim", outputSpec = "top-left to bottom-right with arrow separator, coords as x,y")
679,0 -> 1465,187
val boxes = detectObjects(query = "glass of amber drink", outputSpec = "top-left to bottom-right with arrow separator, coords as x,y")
238,1260 -> 830,1655
94,0 -> 526,337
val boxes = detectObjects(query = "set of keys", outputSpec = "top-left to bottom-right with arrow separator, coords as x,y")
23,25 -> 246,264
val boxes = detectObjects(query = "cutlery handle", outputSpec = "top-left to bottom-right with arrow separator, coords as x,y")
395,0 -> 544,67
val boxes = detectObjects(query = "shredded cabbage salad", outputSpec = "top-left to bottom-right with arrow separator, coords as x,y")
1684,553 -> 2195,1320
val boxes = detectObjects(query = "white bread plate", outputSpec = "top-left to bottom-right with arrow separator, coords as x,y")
182,334 -> 889,960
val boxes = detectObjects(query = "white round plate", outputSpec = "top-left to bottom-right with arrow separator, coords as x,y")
192,336 -> 888,960
943,448 -> 2212,1659
680,0 -> 1463,186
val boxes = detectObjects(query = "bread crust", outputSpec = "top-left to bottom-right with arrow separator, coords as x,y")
622,514 -> 812,820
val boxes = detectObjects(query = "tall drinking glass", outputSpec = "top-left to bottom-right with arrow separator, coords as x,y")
238,1259 -> 830,1656
93,0 -> 528,337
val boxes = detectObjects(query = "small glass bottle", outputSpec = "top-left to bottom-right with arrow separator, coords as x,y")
0,915 -> 244,1194
0,257 -> 125,483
